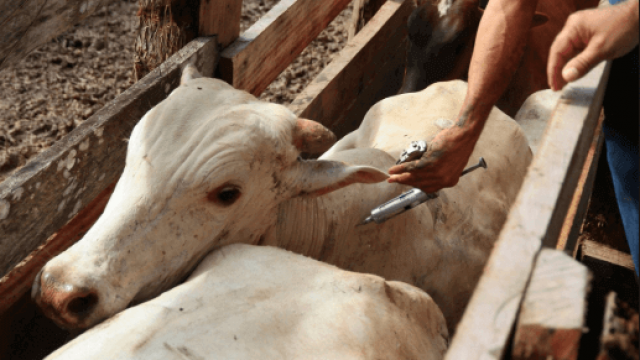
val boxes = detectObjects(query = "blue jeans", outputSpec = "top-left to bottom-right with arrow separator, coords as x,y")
602,45 -> 639,276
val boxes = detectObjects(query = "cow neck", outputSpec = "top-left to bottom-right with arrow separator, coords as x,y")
266,185 -> 430,266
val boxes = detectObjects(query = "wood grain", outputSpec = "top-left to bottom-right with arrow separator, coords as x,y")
0,37 -> 218,279
289,0 -> 412,138
512,249 -> 591,360
219,0 -> 353,95
199,0 -> 242,47
445,61 -> 611,360
0,0 -> 110,71
580,239 -> 636,272
134,0 -> 200,80
555,110 -> 605,252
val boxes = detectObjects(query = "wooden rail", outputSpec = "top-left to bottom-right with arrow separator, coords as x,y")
290,0 -> 411,138
219,0 -> 353,96
445,60 -> 611,359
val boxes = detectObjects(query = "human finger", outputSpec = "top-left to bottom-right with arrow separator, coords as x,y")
561,42 -> 607,83
389,175 -> 446,194
548,24 -> 585,91
388,171 -> 419,184
388,157 -> 431,175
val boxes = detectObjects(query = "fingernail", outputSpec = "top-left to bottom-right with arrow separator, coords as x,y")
562,67 -> 579,82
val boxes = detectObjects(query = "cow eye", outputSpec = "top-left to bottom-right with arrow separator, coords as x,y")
208,185 -> 241,206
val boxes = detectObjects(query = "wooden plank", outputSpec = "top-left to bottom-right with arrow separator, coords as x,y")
556,110 -> 605,252
512,249 -> 591,360
0,0 -> 109,72
348,0 -> 388,39
0,182 -> 115,315
289,0 -> 412,138
199,0 -> 242,47
219,0 -> 353,96
581,239 -> 635,272
0,37 -> 218,279
445,61 -> 611,360
134,0 -> 200,80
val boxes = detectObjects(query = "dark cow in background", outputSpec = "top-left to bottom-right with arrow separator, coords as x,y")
399,0 -> 601,116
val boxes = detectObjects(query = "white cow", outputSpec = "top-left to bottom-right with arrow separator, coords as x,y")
33,66 -> 532,333
45,244 -> 449,360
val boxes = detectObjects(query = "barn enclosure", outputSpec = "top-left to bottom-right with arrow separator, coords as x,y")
0,0 -> 636,359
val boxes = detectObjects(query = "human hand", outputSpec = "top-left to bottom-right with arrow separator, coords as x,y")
548,1 -> 639,91
388,124 -> 480,193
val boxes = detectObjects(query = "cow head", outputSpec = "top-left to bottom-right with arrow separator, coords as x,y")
399,0 -> 482,94
399,0 -> 549,94
32,66 -> 388,329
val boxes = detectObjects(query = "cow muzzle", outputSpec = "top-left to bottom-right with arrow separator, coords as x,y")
32,267 -> 100,329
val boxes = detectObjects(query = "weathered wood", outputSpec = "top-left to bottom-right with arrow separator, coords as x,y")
289,0 -> 412,138
556,110 -> 605,253
0,0 -> 109,72
0,182 -> 115,315
581,239 -> 636,272
219,0 -> 353,96
134,0 -> 200,80
199,0 -> 242,47
348,0 -> 388,39
445,61 -> 611,360
512,249 -> 591,360
0,37 -> 218,279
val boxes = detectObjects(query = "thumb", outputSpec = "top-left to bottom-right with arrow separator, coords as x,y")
561,44 -> 605,83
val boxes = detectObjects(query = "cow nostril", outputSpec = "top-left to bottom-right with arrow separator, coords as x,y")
66,293 -> 98,316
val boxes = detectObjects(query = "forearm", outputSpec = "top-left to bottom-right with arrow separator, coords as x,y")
459,0 -> 539,136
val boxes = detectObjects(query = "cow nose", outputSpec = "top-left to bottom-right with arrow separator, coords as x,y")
33,268 -> 100,329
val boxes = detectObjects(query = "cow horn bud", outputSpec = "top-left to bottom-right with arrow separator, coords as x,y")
292,118 -> 337,154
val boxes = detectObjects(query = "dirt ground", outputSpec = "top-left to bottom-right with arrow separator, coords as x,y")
0,0 -> 352,183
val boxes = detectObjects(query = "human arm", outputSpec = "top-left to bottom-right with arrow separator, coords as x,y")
388,0 -> 539,193
548,0 -> 639,91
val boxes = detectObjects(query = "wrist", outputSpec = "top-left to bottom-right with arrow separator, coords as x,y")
456,100 -> 492,137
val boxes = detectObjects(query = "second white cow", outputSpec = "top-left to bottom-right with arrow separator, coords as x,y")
45,244 -> 449,360
33,67 -> 531,333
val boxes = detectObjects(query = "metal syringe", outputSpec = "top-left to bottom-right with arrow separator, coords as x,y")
360,156 -> 487,225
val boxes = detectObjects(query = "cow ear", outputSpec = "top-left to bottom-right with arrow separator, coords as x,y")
180,63 -> 203,85
292,118 -> 337,155
283,159 -> 389,197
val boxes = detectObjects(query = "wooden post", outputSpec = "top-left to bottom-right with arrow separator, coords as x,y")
512,249 -> 591,360
134,0 -> 242,80
134,0 -> 199,80
199,0 -> 242,47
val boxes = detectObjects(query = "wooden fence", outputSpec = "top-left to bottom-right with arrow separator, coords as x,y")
0,0 -> 613,358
